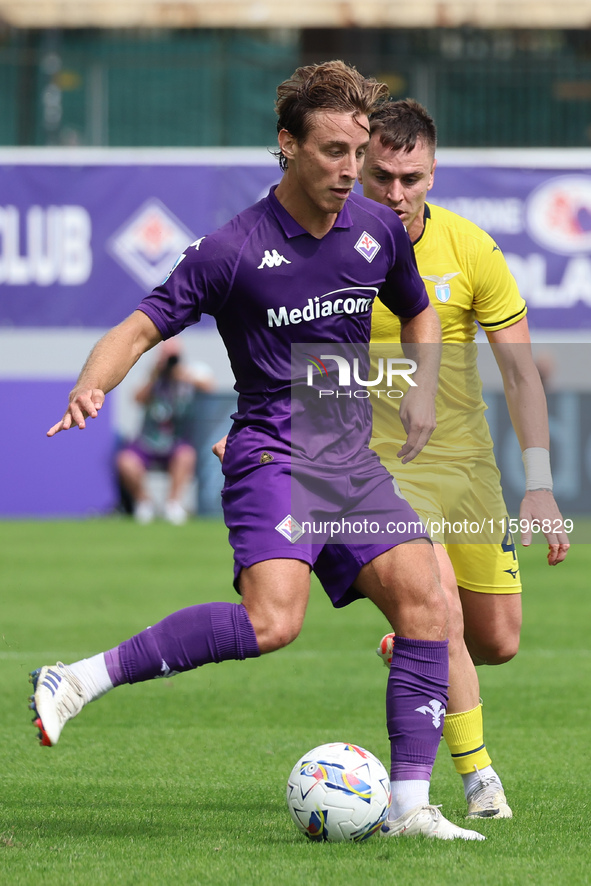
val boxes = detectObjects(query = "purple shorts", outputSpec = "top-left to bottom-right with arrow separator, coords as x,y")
221,443 -> 429,608
122,441 -> 194,471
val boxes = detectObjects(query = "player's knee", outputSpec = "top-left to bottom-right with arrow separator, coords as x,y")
250,613 -> 302,654
469,633 -> 519,665
488,634 -> 519,664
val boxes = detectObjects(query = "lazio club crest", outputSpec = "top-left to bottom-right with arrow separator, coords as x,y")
422,272 -> 460,303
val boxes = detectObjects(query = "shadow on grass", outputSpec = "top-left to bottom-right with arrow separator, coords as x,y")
7,794 -> 294,843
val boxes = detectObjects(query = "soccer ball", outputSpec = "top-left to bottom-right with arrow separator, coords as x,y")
376,632 -> 395,667
286,742 -> 391,842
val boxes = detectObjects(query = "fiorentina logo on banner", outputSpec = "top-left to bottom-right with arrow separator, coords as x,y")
1,155 -> 591,330
107,198 -> 195,290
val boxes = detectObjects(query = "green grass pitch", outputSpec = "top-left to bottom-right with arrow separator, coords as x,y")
1,518 -> 590,885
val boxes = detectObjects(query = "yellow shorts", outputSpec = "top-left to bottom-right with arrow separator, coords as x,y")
375,444 -> 522,595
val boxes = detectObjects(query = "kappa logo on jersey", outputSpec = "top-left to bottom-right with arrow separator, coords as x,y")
354,231 -> 381,263
258,249 -> 291,269
415,699 -> 445,728
422,271 -> 460,303
275,515 -> 305,543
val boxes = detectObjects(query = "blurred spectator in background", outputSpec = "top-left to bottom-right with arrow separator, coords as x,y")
116,338 -> 214,524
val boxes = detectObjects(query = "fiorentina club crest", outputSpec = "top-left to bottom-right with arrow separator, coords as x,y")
275,515 -> 305,543
107,198 -> 195,290
354,231 -> 381,263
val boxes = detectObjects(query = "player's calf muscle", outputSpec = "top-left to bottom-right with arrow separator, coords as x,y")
460,590 -> 521,664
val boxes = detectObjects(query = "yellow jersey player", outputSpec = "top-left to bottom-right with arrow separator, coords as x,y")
360,99 -> 570,819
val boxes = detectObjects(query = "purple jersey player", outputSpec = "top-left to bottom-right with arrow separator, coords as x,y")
32,60 -> 484,842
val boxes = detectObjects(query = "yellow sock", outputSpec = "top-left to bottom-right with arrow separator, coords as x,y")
443,703 -> 492,775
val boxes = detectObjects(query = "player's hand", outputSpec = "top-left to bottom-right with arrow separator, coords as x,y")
397,388 -> 436,463
212,435 -> 228,463
519,490 -> 570,565
47,389 -> 105,437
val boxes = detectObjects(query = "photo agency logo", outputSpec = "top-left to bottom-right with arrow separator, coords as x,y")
305,353 -> 417,399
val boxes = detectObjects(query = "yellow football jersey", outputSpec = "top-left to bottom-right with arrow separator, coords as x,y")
370,202 -> 527,460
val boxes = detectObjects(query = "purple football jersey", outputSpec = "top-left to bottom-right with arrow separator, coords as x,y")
138,187 -> 428,462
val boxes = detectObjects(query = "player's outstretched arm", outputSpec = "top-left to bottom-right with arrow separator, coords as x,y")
397,303 -> 442,463
488,318 -> 569,565
47,311 -> 163,437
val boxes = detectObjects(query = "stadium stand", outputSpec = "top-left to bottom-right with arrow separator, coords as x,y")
0,28 -> 590,147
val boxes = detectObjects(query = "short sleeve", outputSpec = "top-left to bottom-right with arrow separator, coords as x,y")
138,234 -> 236,340
378,225 -> 430,319
472,234 -> 527,332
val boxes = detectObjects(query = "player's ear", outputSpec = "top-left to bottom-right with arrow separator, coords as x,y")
427,157 -> 437,191
278,129 -> 296,161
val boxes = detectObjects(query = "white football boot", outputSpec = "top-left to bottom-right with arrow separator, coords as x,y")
381,805 -> 486,841
466,771 -> 513,819
29,662 -> 89,746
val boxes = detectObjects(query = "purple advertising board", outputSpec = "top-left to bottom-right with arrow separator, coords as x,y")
1,149 -> 590,331
429,159 -> 591,333
1,150 -> 590,520
0,380 -> 115,517
0,150 -> 280,329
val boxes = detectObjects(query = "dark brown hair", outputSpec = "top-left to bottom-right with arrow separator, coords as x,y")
275,60 -> 389,170
369,99 -> 437,154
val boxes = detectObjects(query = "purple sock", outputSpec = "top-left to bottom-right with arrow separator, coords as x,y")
104,602 -> 260,686
387,636 -> 449,781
